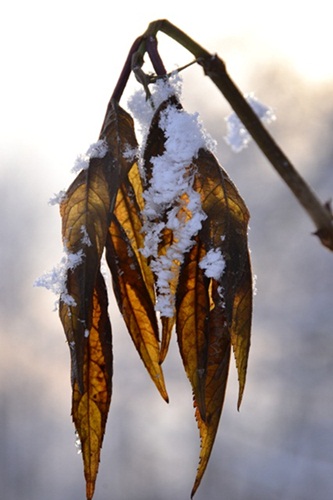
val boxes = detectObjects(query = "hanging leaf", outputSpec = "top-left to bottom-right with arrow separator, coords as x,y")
59,99 -> 137,391
176,148 -> 252,496
59,155 -> 112,392
139,92 -> 251,494
59,99 -> 144,499
141,96 -> 207,363
71,271 -> 112,500
106,161 -> 169,401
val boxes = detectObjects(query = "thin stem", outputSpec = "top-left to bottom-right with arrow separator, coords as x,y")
146,35 -> 167,76
111,36 -> 144,103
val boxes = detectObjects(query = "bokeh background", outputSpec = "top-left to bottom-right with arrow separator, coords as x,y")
1,1 -> 333,499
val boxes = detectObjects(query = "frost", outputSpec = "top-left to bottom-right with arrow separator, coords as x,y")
34,248 -> 84,308
225,93 -> 276,153
199,248 -> 226,279
129,76 -> 217,317
122,144 -> 138,162
48,190 -> 67,206
80,225 -> 92,247
252,273 -> 258,296
71,139 -> 108,173
75,430 -> 82,454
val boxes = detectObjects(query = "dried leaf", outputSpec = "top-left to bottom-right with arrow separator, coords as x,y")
59,157 -> 112,391
106,162 -> 168,401
59,100 -> 140,499
141,97 -> 196,361
175,148 -> 252,496
71,271 -> 112,500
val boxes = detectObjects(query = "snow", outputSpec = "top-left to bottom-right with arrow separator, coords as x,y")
34,248 -> 84,308
199,248 -> 226,279
80,225 -> 92,247
225,93 -> 276,152
128,75 -> 217,317
74,431 -> 82,454
71,139 -> 108,173
48,190 -> 67,206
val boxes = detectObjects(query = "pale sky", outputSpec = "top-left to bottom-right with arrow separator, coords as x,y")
1,0 -> 332,176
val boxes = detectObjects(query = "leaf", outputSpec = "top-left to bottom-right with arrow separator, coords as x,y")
59,100 -> 141,499
106,162 -> 169,401
141,97 -> 200,362
59,157 -> 112,392
71,271 -> 112,500
103,99 -> 168,400
59,99 -> 138,391
175,148 -> 252,496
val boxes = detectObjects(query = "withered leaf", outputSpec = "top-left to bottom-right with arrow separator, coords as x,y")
71,271 -> 112,500
141,96 -> 192,362
102,99 -> 168,400
59,100 -> 141,499
175,148 -> 252,496
59,157 -> 112,392
106,162 -> 168,401
59,100 -> 138,391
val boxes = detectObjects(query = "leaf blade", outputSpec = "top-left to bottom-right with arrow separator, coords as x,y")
175,148 -> 252,495
106,164 -> 168,401
71,271 -> 112,500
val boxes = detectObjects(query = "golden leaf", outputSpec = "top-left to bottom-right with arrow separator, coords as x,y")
175,148 -> 252,496
59,158 -> 112,392
72,271 -> 112,500
59,100 -> 140,499
106,163 -> 168,401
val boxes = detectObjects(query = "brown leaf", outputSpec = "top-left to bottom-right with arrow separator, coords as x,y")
193,148 -> 252,408
175,148 -> 252,496
59,157 -> 112,392
59,98 -> 140,384
59,100 -> 139,499
106,162 -> 169,401
71,271 -> 112,500
141,97 -> 195,361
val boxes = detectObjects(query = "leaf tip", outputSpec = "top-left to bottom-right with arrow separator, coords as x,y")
86,480 -> 95,500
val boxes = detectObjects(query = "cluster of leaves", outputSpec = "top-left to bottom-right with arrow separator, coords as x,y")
59,81 -> 252,499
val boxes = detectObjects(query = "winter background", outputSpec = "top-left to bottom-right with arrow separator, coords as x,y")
1,1 -> 333,499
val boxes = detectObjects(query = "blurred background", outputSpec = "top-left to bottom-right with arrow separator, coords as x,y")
1,1 -> 333,499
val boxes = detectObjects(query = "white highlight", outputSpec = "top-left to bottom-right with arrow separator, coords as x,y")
199,248 -> 226,279
225,93 -> 276,153
71,139 -> 108,173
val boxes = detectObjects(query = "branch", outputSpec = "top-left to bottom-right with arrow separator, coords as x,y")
139,20 -> 333,251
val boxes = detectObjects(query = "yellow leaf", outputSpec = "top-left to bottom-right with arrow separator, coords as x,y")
72,272 -> 112,500
59,159 -> 111,391
60,100 -> 139,499
106,163 -> 168,402
175,148 -> 252,496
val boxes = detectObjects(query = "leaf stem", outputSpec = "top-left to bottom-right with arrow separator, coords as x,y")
111,36 -> 144,103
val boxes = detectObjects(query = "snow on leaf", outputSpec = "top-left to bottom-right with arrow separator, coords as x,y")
141,95 -> 210,320
71,139 -> 108,173
199,248 -> 226,279
48,190 -> 67,205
